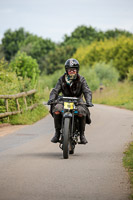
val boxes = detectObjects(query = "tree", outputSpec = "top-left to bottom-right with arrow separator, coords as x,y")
42,45 -> 75,74
62,25 -> 132,48
20,35 -> 56,72
74,36 -> 133,80
0,44 -> 5,59
62,25 -> 99,47
2,28 -> 30,61
105,28 -> 132,39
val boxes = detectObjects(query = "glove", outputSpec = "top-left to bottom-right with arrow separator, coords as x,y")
86,102 -> 94,107
47,99 -> 54,105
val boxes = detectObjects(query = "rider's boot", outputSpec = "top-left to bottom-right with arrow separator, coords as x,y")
80,131 -> 88,144
51,129 -> 61,143
79,116 -> 88,144
51,113 -> 61,143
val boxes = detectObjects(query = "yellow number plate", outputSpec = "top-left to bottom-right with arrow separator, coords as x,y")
64,102 -> 74,109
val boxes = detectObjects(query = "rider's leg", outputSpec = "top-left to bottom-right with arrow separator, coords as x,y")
78,114 -> 88,144
51,111 -> 62,143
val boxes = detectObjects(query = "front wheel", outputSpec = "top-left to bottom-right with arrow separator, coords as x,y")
63,118 -> 71,159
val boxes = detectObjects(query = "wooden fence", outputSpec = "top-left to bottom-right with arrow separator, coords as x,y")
0,89 -> 38,118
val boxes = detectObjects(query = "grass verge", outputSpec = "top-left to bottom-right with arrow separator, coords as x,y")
9,104 -> 49,125
123,142 -> 133,199
93,81 -> 133,110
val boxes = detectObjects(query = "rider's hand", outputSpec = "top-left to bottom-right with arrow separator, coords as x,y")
86,102 -> 94,107
47,99 -> 54,105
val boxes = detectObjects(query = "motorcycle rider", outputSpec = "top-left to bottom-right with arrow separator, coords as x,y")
48,58 -> 93,144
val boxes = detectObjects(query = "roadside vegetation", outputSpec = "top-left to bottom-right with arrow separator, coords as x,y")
0,24 -> 133,196
123,143 -> 133,199
0,25 -> 133,123
93,81 -> 133,110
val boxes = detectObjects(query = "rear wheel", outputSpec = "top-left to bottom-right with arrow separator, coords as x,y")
69,139 -> 75,154
69,149 -> 74,154
63,118 -> 71,159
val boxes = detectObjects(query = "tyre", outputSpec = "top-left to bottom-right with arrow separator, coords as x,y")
63,118 -> 70,159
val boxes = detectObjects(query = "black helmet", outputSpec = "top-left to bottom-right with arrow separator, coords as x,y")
65,58 -> 79,72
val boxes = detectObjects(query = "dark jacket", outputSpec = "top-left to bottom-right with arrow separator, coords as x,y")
49,74 -> 92,124
50,73 -> 92,104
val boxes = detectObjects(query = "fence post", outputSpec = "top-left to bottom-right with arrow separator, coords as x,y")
0,90 -> 37,119
16,98 -> 20,111
23,96 -> 27,109
5,99 -> 9,121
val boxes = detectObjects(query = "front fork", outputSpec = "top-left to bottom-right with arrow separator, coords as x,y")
59,111 -> 78,150
59,112 -> 72,150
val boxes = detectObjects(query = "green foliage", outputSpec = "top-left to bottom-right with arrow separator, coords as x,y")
79,62 -> 119,91
127,67 -> 133,82
39,69 -> 64,89
46,26 -> 132,75
9,51 -> 40,87
104,28 -> 132,39
1,28 -> 56,73
0,56 -> 47,125
20,35 -> 56,72
93,62 -> 119,86
1,26 -> 132,76
0,58 -> 26,115
2,28 -> 30,61
42,45 -> 75,74
0,58 -> 20,95
80,67 -> 100,91
0,44 -> 4,59
63,25 -> 99,47
74,36 -> 133,80
62,26 -> 132,47
39,62 -> 119,92
93,81 -> 133,110
1,25 -> 133,125
0,57 -> 9,71
123,142 -> 133,199
9,104 -> 48,125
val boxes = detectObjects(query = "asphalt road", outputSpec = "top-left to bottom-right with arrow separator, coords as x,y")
0,104 -> 133,200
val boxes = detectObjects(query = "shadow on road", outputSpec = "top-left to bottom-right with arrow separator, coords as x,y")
17,152 -> 63,160
16,151 -> 84,160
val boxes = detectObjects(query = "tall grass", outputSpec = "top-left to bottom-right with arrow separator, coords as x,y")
93,81 -> 133,110
9,104 -> 48,125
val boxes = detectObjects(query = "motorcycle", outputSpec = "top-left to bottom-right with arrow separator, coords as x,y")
49,96 -> 89,159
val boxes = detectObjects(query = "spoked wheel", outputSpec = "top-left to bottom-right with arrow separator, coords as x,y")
63,118 -> 70,159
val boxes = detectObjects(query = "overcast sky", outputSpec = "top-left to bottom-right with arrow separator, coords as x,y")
0,0 -> 133,43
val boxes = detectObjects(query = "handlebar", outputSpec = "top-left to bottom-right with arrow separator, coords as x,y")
47,97 -> 94,107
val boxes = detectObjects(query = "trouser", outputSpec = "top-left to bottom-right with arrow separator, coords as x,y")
54,113 -> 86,132
52,103 -> 90,131
54,113 -> 62,130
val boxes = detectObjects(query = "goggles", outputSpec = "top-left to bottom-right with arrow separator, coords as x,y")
67,68 -> 77,73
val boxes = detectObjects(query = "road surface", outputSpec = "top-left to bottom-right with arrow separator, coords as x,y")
0,104 -> 133,200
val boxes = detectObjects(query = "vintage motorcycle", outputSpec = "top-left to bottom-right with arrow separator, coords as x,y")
49,96 -> 89,159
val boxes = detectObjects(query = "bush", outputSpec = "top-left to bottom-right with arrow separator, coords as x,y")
0,58 -> 20,95
93,62 -> 119,86
73,36 -> 133,80
128,67 -> 133,82
39,69 -> 64,89
80,67 -> 100,91
9,51 -> 40,88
